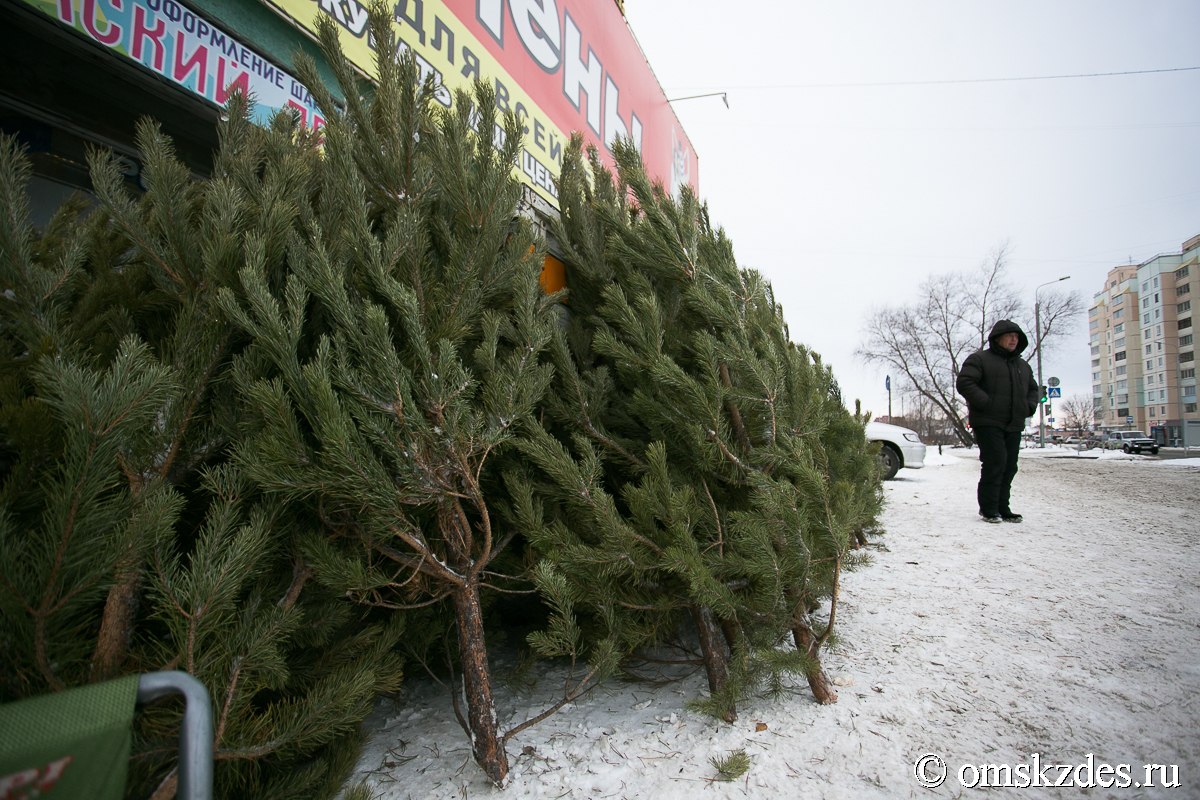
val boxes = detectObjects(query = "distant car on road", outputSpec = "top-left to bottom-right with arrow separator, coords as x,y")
1103,431 -> 1158,454
866,421 -> 926,480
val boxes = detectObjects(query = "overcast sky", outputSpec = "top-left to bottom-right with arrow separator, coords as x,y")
622,0 -> 1200,420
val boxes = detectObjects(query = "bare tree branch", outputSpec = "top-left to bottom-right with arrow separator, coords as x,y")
855,245 -> 1083,446
1027,289 -> 1085,367
1059,393 -> 1095,436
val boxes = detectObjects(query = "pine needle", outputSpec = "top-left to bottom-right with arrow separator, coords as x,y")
709,748 -> 751,781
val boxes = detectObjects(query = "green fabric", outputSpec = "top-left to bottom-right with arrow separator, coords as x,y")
0,675 -> 138,800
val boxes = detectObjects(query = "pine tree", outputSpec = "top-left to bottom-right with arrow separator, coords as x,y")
521,137 -> 883,718
217,10 -> 572,785
1,97 -> 403,797
1,128 -> 192,699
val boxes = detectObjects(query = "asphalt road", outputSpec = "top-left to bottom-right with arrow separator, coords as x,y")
1146,447 -> 1200,461
1048,446 -> 1200,461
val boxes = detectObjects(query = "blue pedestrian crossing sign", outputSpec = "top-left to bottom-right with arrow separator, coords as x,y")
1047,387 -> 1062,398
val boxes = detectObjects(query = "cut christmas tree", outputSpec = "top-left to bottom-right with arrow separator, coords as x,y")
1,83 -> 401,800
519,137 -> 883,719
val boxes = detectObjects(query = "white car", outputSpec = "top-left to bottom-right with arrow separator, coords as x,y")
866,421 -> 926,480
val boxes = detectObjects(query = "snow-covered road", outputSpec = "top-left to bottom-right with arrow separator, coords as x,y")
348,448 -> 1200,799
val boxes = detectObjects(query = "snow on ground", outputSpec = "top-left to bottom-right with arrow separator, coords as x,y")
348,448 -> 1200,799
1010,442 -> 1200,468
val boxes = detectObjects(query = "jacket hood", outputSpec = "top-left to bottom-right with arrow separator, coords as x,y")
987,319 -> 1029,354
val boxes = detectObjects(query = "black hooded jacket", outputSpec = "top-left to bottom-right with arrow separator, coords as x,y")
956,319 -> 1039,432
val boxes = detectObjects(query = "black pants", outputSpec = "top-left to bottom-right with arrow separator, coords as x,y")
974,426 -> 1021,517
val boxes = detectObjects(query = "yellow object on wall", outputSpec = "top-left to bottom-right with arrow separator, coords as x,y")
539,254 -> 567,295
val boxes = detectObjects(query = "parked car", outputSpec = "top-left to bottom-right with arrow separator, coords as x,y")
866,421 -> 926,480
1103,431 -> 1158,454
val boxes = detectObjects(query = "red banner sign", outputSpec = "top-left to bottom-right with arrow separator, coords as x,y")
444,0 -> 698,197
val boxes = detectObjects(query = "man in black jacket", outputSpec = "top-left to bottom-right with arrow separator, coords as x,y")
956,319 -> 1039,523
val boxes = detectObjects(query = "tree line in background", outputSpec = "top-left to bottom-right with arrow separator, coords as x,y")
856,245 -> 1084,446
0,8 -> 883,795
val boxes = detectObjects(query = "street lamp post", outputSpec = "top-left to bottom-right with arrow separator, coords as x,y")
1035,275 -> 1070,448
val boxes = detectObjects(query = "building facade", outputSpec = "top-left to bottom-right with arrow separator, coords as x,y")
1090,265 -> 1142,431
1090,234 -> 1200,444
2,0 -> 695,240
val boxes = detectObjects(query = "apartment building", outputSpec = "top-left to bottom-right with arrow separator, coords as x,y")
1090,266 -> 1143,430
1090,234 -> 1200,444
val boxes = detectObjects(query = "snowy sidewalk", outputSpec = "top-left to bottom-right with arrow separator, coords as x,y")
350,449 -> 1200,799
833,449 -> 1198,799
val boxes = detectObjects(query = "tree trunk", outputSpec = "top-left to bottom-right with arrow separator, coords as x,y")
852,526 -> 868,549
690,604 -> 735,723
951,416 -> 974,447
718,363 -> 752,453
92,561 -> 141,679
452,580 -> 508,785
792,623 -> 838,705
148,770 -> 177,800
718,616 -> 742,657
